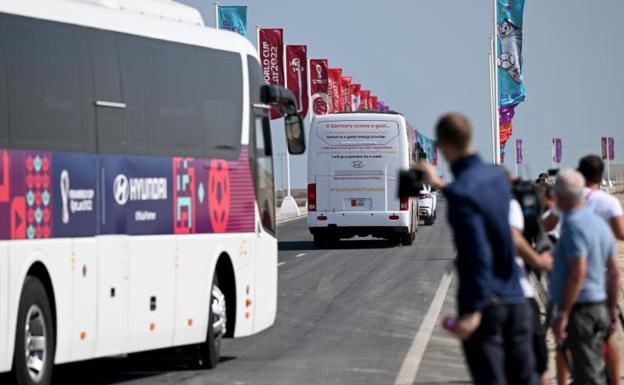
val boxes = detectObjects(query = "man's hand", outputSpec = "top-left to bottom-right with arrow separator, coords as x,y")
553,313 -> 568,342
538,250 -> 553,271
415,160 -> 446,191
453,311 -> 482,341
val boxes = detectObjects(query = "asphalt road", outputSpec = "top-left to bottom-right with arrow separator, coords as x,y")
48,203 -> 470,385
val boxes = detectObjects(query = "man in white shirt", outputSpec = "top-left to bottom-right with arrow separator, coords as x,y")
510,198 -> 552,385
544,155 -> 624,385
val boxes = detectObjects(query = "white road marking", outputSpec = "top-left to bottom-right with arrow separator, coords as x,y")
295,253 -> 306,258
394,270 -> 453,385
278,262 -> 286,267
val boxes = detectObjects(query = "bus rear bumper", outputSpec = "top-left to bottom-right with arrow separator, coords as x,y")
308,211 -> 411,238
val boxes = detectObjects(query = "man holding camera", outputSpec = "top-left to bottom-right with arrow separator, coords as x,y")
417,113 -> 537,385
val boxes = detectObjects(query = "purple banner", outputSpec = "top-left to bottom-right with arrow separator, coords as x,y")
515,139 -> 523,165
552,138 -> 562,164
608,137 -> 615,161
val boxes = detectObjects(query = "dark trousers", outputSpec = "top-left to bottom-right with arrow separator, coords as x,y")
567,302 -> 610,385
462,302 -> 538,385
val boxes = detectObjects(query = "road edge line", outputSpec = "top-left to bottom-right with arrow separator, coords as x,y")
394,270 -> 453,385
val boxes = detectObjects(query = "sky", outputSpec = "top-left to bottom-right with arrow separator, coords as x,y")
180,0 -> 623,188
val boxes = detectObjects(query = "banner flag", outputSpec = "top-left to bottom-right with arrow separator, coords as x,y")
497,0 -> 526,107
515,139 -> 523,165
552,138 -> 562,164
370,96 -> 378,111
310,59 -> 329,116
258,29 -> 284,119
217,5 -> 247,37
433,143 -> 439,166
350,84 -> 361,111
499,103 -> 516,161
285,45 -> 309,118
359,90 -> 370,110
608,137 -> 615,160
340,77 -> 352,112
327,68 -> 342,113
601,137 -> 608,160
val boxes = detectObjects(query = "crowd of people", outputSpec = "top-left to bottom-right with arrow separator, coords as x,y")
417,113 -> 624,385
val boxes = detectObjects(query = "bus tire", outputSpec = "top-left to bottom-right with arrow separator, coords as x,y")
194,274 -> 226,369
13,276 -> 54,385
400,232 -> 415,246
424,216 -> 434,226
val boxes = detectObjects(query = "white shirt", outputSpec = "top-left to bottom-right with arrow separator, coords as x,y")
509,199 -> 535,298
583,187 -> 623,222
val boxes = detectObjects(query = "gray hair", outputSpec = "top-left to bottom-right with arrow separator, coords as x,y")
554,168 -> 585,203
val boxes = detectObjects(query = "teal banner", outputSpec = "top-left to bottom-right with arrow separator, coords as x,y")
218,5 -> 247,37
497,0 -> 526,107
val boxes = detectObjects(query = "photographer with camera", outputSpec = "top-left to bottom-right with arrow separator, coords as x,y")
408,113 -> 537,385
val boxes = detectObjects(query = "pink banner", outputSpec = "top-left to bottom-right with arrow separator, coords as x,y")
515,139 -> 523,165
601,137 -> 608,160
310,59 -> 329,116
327,68 -> 342,113
285,45 -> 309,118
350,83 -> 361,111
340,76 -> 352,112
258,28 -> 284,120
359,90 -> 370,110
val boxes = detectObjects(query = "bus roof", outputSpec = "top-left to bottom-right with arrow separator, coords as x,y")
0,0 -> 259,60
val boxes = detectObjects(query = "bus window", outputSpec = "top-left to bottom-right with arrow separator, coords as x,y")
3,15 -> 85,152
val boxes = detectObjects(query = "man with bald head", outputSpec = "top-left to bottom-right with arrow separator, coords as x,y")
550,169 -> 620,385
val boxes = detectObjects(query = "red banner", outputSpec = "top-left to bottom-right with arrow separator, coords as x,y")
608,137 -> 615,161
350,83 -> 361,112
285,45 -> 309,118
310,59 -> 329,116
328,68 -> 342,113
359,90 -> 370,110
370,95 -> 378,111
340,76 -> 352,112
259,28 -> 284,119
601,137 -> 608,160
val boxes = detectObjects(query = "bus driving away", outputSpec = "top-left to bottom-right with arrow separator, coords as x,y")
0,1 -> 304,384
307,112 -> 418,247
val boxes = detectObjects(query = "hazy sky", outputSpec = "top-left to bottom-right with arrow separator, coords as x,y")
181,0 -> 623,187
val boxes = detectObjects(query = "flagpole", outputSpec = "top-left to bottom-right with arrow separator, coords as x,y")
283,42 -> 291,198
256,25 -> 260,51
307,57 -> 312,124
213,1 -> 219,28
492,0 -> 501,165
488,47 -> 496,163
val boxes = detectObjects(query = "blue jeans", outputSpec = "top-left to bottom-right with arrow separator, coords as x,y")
462,301 -> 538,385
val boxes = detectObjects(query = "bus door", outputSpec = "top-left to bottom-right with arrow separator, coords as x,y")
250,104 -> 276,330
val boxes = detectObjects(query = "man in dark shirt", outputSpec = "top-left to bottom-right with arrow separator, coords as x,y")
419,113 -> 537,385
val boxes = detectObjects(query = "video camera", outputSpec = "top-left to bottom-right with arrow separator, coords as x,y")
512,180 -> 550,252
397,151 -> 428,198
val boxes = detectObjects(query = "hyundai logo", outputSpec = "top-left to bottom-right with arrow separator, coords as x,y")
113,174 -> 129,205
351,160 -> 364,168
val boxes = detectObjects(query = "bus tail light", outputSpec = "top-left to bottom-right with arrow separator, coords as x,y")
308,183 -> 316,211
389,214 -> 400,220
400,197 -> 409,211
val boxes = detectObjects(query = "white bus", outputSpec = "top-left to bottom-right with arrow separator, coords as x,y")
307,112 -> 419,247
0,1 -> 304,384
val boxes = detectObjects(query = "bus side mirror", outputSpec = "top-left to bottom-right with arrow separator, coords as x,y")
285,114 -> 305,155
260,84 -> 306,155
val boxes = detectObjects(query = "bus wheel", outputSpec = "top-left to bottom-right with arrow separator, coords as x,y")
400,232 -> 415,246
194,275 -> 226,369
13,277 -> 54,385
424,216 -> 434,226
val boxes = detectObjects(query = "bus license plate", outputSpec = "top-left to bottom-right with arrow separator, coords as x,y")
351,199 -> 366,207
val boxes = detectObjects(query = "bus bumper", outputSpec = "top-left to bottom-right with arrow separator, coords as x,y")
308,211 -> 411,238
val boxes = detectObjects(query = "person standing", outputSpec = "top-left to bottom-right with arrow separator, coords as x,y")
545,155 -> 624,385
549,169 -> 620,385
419,113 -> 537,385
